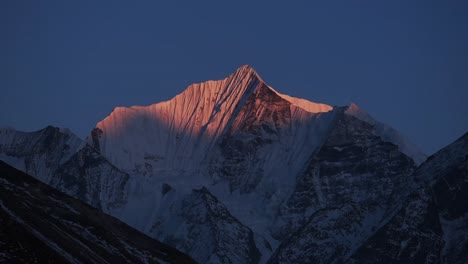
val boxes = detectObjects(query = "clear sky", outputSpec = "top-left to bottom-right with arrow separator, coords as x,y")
1,0 -> 467,155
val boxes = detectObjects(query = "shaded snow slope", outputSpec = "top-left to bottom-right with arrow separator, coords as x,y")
345,103 -> 426,165
349,132 -> 468,264
0,126 -> 82,183
0,127 -> 129,215
268,110 -> 417,263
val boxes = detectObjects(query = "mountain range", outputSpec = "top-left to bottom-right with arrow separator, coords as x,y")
1,65 -> 466,263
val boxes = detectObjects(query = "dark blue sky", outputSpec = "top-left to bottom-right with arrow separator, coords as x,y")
1,0 -> 467,154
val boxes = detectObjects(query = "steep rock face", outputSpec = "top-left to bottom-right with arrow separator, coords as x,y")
209,83 -> 293,193
268,110 -> 417,263
348,188 -> 444,264
349,132 -> 468,264
432,147 -> 468,264
268,204 -> 370,264
208,83 -> 337,194
149,187 -> 260,264
51,145 -> 130,212
0,127 -> 130,214
345,103 -> 426,165
0,126 -> 81,183
275,110 -> 416,238
0,161 -> 196,264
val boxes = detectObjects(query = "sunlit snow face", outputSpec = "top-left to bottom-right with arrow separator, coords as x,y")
87,65 -> 336,176
95,65 -> 333,140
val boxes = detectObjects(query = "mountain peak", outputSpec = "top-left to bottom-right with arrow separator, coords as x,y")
235,64 -> 256,73
87,65 -> 336,173
345,102 -> 373,123
160,64 -> 263,110
345,102 -> 426,164
226,65 -> 333,114
232,64 -> 262,79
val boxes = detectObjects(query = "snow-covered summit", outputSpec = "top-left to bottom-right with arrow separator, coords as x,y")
85,65 -> 334,174
94,65 -> 332,137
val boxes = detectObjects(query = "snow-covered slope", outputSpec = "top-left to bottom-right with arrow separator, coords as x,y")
0,126 -> 82,183
150,186 -> 260,264
52,145 -> 130,213
87,65 -> 263,174
345,103 -> 426,164
0,126 -> 130,215
1,65 -> 437,263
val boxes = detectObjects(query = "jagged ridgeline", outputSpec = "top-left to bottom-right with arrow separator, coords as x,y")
1,65 -> 466,264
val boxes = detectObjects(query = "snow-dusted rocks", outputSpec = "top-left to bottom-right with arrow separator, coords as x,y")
4,65 -> 463,264
349,188 -> 444,264
349,132 -> 468,264
0,127 -> 130,214
269,110 -> 417,263
268,204 -> 370,264
52,145 -> 130,212
208,83 -> 337,194
0,126 -> 81,183
345,103 -> 426,165
152,187 -> 260,264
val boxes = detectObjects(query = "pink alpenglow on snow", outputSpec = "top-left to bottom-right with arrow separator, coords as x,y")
86,65 -> 335,173
86,65 -> 425,178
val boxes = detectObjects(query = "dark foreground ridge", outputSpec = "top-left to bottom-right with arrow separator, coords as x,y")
0,160 -> 197,264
